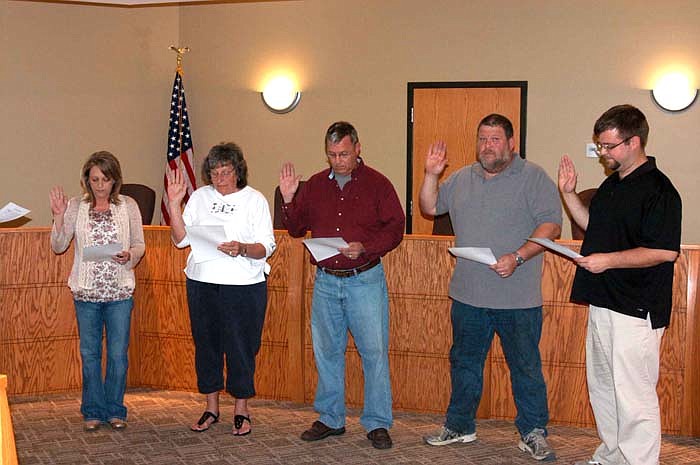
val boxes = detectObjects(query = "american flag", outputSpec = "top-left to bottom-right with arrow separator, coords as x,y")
161,71 -> 197,225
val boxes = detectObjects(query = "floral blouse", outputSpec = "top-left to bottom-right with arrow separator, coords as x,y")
73,209 -> 131,302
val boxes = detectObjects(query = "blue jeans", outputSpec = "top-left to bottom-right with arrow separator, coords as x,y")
446,300 -> 549,438
311,263 -> 392,432
74,297 -> 133,422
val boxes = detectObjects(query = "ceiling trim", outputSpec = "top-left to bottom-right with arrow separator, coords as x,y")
12,0 -> 294,8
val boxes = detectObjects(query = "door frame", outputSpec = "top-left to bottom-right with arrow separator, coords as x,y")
405,81 -> 528,233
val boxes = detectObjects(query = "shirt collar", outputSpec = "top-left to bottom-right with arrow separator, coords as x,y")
621,156 -> 656,180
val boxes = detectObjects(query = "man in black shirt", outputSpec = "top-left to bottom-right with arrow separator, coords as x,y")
559,104 -> 681,465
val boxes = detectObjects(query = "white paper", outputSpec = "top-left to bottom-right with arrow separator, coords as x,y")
527,237 -> 582,259
303,237 -> 350,262
83,242 -> 123,262
448,247 -> 497,265
185,225 -> 229,263
0,202 -> 30,223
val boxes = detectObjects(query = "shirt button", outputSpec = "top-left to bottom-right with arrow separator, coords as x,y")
340,197 -> 344,201
336,227 -> 340,232
338,212 -> 342,216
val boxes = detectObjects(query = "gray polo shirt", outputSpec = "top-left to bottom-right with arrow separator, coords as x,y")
436,155 -> 561,309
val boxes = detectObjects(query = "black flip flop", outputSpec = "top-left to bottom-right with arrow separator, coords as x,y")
233,414 -> 251,436
191,411 -> 219,432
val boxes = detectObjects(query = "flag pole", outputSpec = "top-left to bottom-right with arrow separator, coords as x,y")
161,45 -> 196,225
169,46 -> 190,176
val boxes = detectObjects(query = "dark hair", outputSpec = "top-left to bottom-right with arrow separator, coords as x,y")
478,114 -> 514,139
594,104 -> 649,148
201,142 -> 247,188
80,151 -> 123,206
325,121 -> 359,146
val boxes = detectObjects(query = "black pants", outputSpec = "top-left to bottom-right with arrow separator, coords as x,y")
186,278 -> 267,398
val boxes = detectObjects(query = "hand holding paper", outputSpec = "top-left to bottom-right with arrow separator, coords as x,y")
448,247 -> 497,265
303,237 -> 350,262
83,243 -> 124,262
527,237 -> 582,259
185,225 -> 229,263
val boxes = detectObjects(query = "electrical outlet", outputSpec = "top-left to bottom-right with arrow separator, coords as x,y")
586,143 -> 598,158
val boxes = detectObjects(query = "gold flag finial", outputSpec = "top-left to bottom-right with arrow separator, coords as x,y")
169,45 -> 190,74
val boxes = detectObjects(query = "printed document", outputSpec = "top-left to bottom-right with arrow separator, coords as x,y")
303,237 -> 349,262
185,225 -> 229,263
449,247 -> 497,266
527,237 -> 582,259
83,242 -> 123,262
0,202 -> 30,223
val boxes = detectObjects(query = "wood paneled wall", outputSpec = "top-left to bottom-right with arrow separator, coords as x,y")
1,227 -> 699,436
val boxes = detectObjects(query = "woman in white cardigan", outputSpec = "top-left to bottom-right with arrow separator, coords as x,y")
50,151 -> 145,432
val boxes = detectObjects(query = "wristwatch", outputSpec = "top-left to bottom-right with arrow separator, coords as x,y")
513,252 -> 525,267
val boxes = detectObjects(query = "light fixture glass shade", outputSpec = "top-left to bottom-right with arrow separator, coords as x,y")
261,77 -> 301,114
651,72 -> 698,112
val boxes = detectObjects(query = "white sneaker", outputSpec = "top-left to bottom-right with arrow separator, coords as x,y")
518,428 -> 556,461
423,425 -> 477,446
573,460 -> 602,465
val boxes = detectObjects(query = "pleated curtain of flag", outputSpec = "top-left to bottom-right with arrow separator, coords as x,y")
160,70 -> 197,225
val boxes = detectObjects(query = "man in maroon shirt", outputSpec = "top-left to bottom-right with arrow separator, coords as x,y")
279,121 -> 405,449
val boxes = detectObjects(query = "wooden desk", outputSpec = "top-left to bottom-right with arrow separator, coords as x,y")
1,227 -> 698,436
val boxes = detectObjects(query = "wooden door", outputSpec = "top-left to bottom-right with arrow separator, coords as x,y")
407,82 -> 526,234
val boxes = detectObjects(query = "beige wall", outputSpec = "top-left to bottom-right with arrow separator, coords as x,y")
0,0 -> 179,226
2,0 -> 699,242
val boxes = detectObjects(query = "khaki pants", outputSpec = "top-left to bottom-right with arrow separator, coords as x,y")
586,305 -> 664,465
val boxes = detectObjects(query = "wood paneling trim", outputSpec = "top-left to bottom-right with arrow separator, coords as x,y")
681,248 -> 700,435
1,229 -> 698,436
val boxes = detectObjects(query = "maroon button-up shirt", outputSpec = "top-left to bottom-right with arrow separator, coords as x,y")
282,160 -> 405,269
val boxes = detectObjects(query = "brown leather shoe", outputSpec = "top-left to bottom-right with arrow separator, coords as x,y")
300,420 -> 345,441
367,428 -> 393,449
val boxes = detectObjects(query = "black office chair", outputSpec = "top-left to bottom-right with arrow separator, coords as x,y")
120,183 -> 156,225
432,213 -> 454,236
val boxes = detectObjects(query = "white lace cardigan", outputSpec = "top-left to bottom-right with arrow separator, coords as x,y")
50,195 -> 146,294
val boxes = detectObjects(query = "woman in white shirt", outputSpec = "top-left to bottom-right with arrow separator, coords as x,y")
167,142 -> 276,436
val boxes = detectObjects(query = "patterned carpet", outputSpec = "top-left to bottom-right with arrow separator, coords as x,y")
9,389 -> 700,464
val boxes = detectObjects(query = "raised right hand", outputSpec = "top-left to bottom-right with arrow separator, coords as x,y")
425,141 -> 448,176
558,154 -> 578,194
166,169 -> 187,205
279,162 -> 302,203
49,186 -> 68,218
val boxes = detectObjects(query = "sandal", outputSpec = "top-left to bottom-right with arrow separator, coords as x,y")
232,414 -> 251,436
190,410 -> 219,432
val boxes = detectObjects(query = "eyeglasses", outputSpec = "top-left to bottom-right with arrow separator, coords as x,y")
210,169 -> 235,179
326,152 -> 353,160
595,136 -> 633,155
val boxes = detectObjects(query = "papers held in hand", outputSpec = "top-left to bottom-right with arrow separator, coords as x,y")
83,242 -> 123,262
185,225 -> 229,263
302,237 -> 350,262
448,247 -> 497,266
527,237 -> 582,259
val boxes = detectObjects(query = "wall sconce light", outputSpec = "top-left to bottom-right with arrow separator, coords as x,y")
651,72 -> 698,112
261,76 -> 301,114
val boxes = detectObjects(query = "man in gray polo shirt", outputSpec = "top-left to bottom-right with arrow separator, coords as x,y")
419,114 -> 562,461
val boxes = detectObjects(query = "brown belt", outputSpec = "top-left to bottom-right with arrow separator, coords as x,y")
320,258 -> 381,278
